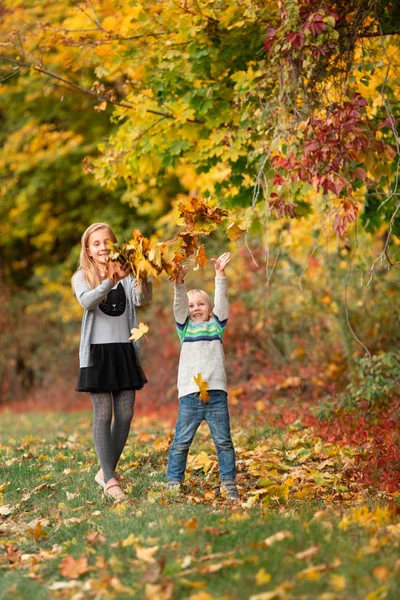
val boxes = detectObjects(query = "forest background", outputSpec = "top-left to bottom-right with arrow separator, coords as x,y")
1,0 -> 400,483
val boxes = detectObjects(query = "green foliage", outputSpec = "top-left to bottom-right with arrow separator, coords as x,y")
344,351 -> 400,412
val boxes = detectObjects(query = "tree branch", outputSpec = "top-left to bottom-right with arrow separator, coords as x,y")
0,55 -> 205,124
357,28 -> 400,38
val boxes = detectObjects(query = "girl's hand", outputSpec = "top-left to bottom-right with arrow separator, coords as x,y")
211,252 -> 231,276
106,260 -> 130,284
176,265 -> 188,285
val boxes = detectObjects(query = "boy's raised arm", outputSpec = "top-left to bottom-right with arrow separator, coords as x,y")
211,252 -> 230,322
173,265 -> 189,325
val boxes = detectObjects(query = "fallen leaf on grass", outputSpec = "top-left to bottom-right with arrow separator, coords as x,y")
297,563 -> 329,580
256,568 -> 272,585
330,573 -> 347,591
203,526 -> 229,536
129,322 -> 149,341
249,582 -> 294,600
59,555 -> 90,579
184,517 -> 198,532
136,545 -> 159,563
373,565 -> 389,582
295,545 -> 320,560
188,593 -> 214,600
86,531 -> 106,545
0,505 -> 14,516
28,522 -> 47,541
264,531 -> 293,546
153,437 -> 170,452
145,581 -> 174,600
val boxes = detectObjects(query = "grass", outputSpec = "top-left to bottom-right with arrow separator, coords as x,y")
0,410 -> 400,600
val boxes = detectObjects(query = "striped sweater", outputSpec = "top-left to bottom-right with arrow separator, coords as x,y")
174,277 -> 229,398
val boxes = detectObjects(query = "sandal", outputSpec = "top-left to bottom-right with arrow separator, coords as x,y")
95,469 -> 121,489
104,478 -> 126,502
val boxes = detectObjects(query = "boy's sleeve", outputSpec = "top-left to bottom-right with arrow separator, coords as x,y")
213,277 -> 229,328
131,277 -> 153,307
174,282 -> 189,329
73,271 -> 114,310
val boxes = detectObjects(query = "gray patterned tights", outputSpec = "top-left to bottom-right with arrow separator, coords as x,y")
90,390 -> 136,484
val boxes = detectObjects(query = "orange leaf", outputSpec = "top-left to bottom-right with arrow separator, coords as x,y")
193,373 -> 210,403
59,555 -> 90,579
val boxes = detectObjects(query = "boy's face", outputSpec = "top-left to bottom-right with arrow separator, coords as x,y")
189,293 -> 212,322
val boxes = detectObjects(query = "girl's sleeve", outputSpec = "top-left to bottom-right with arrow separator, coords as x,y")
131,277 -> 153,307
213,277 -> 229,323
174,283 -> 189,325
73,272 -> 114,310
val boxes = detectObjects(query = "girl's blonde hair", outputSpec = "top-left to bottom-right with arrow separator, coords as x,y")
187,289 -> 213,315
72,222 -> 117,290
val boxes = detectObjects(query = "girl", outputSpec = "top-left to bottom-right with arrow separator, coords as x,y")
72,223 -> 152,501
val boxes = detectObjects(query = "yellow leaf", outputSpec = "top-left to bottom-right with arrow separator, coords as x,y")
153,437 -> 170,452
297,564 -> 329,580
188,451 -> 214,473
194,373 -> 210,403
329,573 -> 346,591
188,593 -> 214,600
256,568 -> 272,585
226,221 -> 245,241
129,322 -> 149,341
122,533 -> 138,547
0,482 -> 9,493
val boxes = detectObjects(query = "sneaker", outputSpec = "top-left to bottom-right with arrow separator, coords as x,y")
165,481 -> 182,494
221,481 -> 240,501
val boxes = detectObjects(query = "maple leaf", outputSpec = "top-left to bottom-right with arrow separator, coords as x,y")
193,244 -> 208,270
135,545 -> 159,563
194,373 -> 210,403
28,521 -> 47,541
129,322 -> 149,341
226,221 -> 245,241
59,555 -> 90,579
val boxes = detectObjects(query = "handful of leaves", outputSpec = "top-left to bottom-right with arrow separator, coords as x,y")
108,197 -> 244,283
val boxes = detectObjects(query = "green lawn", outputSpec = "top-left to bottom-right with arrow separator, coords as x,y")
0,410 -> 399,600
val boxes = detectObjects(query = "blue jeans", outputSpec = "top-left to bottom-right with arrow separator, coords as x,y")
167,390 -> 236,483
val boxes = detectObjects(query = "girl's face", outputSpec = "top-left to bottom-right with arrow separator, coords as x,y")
87,228 -> 113,269
189,293 -> 212,322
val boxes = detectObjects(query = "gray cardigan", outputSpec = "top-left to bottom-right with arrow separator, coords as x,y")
73,271 -> 152,368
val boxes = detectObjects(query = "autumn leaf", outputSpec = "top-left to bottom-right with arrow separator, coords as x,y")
194,373 -> 210,403
184,517 -> 198,532
255,568 -> 272,585
28,521 -> 47,541
59,555 -> 90,579
136,545 -> 159,563
129,321 -> 149,341
193,244 -> 208,270
226,221 -> 245,241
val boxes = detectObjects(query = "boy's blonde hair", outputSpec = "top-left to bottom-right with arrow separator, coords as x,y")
72,222 -> 117,290
187,289 -> 213,315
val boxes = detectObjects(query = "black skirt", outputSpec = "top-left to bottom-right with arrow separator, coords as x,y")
76,343 -> 147,393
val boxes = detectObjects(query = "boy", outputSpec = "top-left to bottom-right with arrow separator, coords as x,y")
166,252 -> 239,500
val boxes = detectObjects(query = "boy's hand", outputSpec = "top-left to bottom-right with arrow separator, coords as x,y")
176,265 -> 188,285
211,252 -> 231,277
